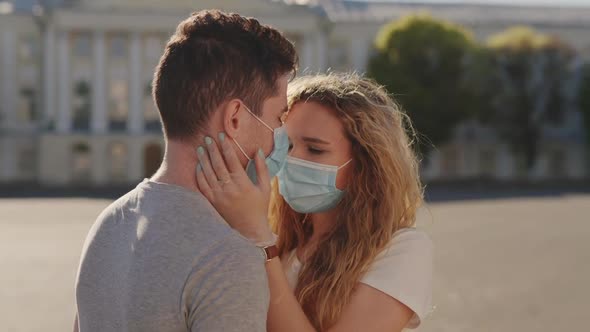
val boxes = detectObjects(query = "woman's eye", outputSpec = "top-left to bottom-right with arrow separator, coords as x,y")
288,143 -> 293,151
308,147 -> 323,154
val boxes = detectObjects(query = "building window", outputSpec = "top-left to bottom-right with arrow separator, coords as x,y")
18,36 -> 38,64
17,86 -> 36,122
109,79 -> 128,131
71,142 -> 91,183
72,80 -> 91,131
479,148 -> 497,177
144,81 -> 161,132
109,142 -> 128,182
110,34 -> 128,58
71,33 -> 91,58
144,35 -> 165,61
327,40 -> 349,71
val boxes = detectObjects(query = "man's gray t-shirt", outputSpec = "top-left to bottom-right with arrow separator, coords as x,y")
75,179 -> 269,332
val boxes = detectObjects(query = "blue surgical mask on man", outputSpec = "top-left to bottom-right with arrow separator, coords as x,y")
277,156 -> 353,213
232,104 -> 289,184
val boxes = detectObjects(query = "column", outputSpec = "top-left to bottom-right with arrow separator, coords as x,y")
128,32 -> 143,134
1,29 -> 16,129
315,30 -> 327,72
301,33 -> 314,73
91,30 -> 107,133
56,30 -> 72,133
349,38 -> 370,73
43,22 -> 56,128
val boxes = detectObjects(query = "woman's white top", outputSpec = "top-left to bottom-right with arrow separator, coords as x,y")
281,228 -> 433,329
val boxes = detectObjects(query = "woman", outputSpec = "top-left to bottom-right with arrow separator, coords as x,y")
196,73 -> 433,331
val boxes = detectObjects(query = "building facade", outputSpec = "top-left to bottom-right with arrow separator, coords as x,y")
0,0 -> 588,186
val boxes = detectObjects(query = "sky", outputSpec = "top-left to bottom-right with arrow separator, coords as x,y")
362,0 -> 590,7
7,0 -> 590,11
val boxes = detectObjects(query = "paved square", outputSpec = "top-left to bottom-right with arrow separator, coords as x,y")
1,193 -> 588,331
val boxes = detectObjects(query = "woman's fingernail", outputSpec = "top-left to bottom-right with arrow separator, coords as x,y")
218,132 -> 225,142
258,148 -> 265,159
197,146 -> 204,155
205,136 -> 212,145
196,164 -> 202,172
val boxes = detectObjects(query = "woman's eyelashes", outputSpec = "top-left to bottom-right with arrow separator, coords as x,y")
307,146 -> 324,155
287,143 -> 324,155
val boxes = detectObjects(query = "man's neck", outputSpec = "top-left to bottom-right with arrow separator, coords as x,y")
151,140 -> 201,193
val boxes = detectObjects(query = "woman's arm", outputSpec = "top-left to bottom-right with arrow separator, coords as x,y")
266,258 -> 316,332
328,283 -> 413,332
265,256 -> 413,332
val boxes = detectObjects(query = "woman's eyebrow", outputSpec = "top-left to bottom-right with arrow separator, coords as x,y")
302,136 -> 330,144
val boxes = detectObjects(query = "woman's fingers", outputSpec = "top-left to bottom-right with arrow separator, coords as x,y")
196,146 -> 221,191
204,136 -> 232,184
254,148 -> 271,194
195,164 -> 213,201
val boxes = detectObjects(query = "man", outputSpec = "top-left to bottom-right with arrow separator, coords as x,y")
74,10 -> 297,331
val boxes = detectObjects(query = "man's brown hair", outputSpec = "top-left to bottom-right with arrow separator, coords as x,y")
152,10 -> 298,140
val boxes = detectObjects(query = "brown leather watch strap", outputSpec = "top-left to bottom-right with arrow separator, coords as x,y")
262,244 -> 279,261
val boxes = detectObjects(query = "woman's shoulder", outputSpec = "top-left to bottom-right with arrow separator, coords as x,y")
366,227 -> 433,273
384,228 -> 433,256
360,227 -> 433,328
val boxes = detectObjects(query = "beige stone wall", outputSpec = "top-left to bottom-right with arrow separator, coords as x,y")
38,134 -> 164,186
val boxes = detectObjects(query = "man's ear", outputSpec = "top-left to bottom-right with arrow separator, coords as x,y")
221,99 -> 244,139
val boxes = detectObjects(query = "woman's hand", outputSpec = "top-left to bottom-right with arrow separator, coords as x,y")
196,133 -> 274,245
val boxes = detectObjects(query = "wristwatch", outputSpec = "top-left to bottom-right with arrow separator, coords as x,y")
256,233 -> 278,261
261,244 -> 279,262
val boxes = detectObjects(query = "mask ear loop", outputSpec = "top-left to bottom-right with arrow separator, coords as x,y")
232,137 -> 252,161
338,159 -> 353,169
242,104 -> 274,132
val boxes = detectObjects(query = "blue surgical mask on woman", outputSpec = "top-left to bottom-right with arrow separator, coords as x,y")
277,155 -> 353,213
232,105 -> 289,184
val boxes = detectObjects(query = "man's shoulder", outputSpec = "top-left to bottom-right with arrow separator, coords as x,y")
93,180 -> 257,256
183,232 -> 268,299
186,230 -> 267,282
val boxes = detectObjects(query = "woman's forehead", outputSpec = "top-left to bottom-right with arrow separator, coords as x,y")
286,102 -> 346,141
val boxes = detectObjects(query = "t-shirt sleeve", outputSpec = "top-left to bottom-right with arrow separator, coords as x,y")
360,229 -> 433,329
182,235 -> 270,332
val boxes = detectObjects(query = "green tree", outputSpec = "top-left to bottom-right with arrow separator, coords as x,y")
482,27 -> 579,172
368,15 -> 477,155
581,64 -> 590,172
